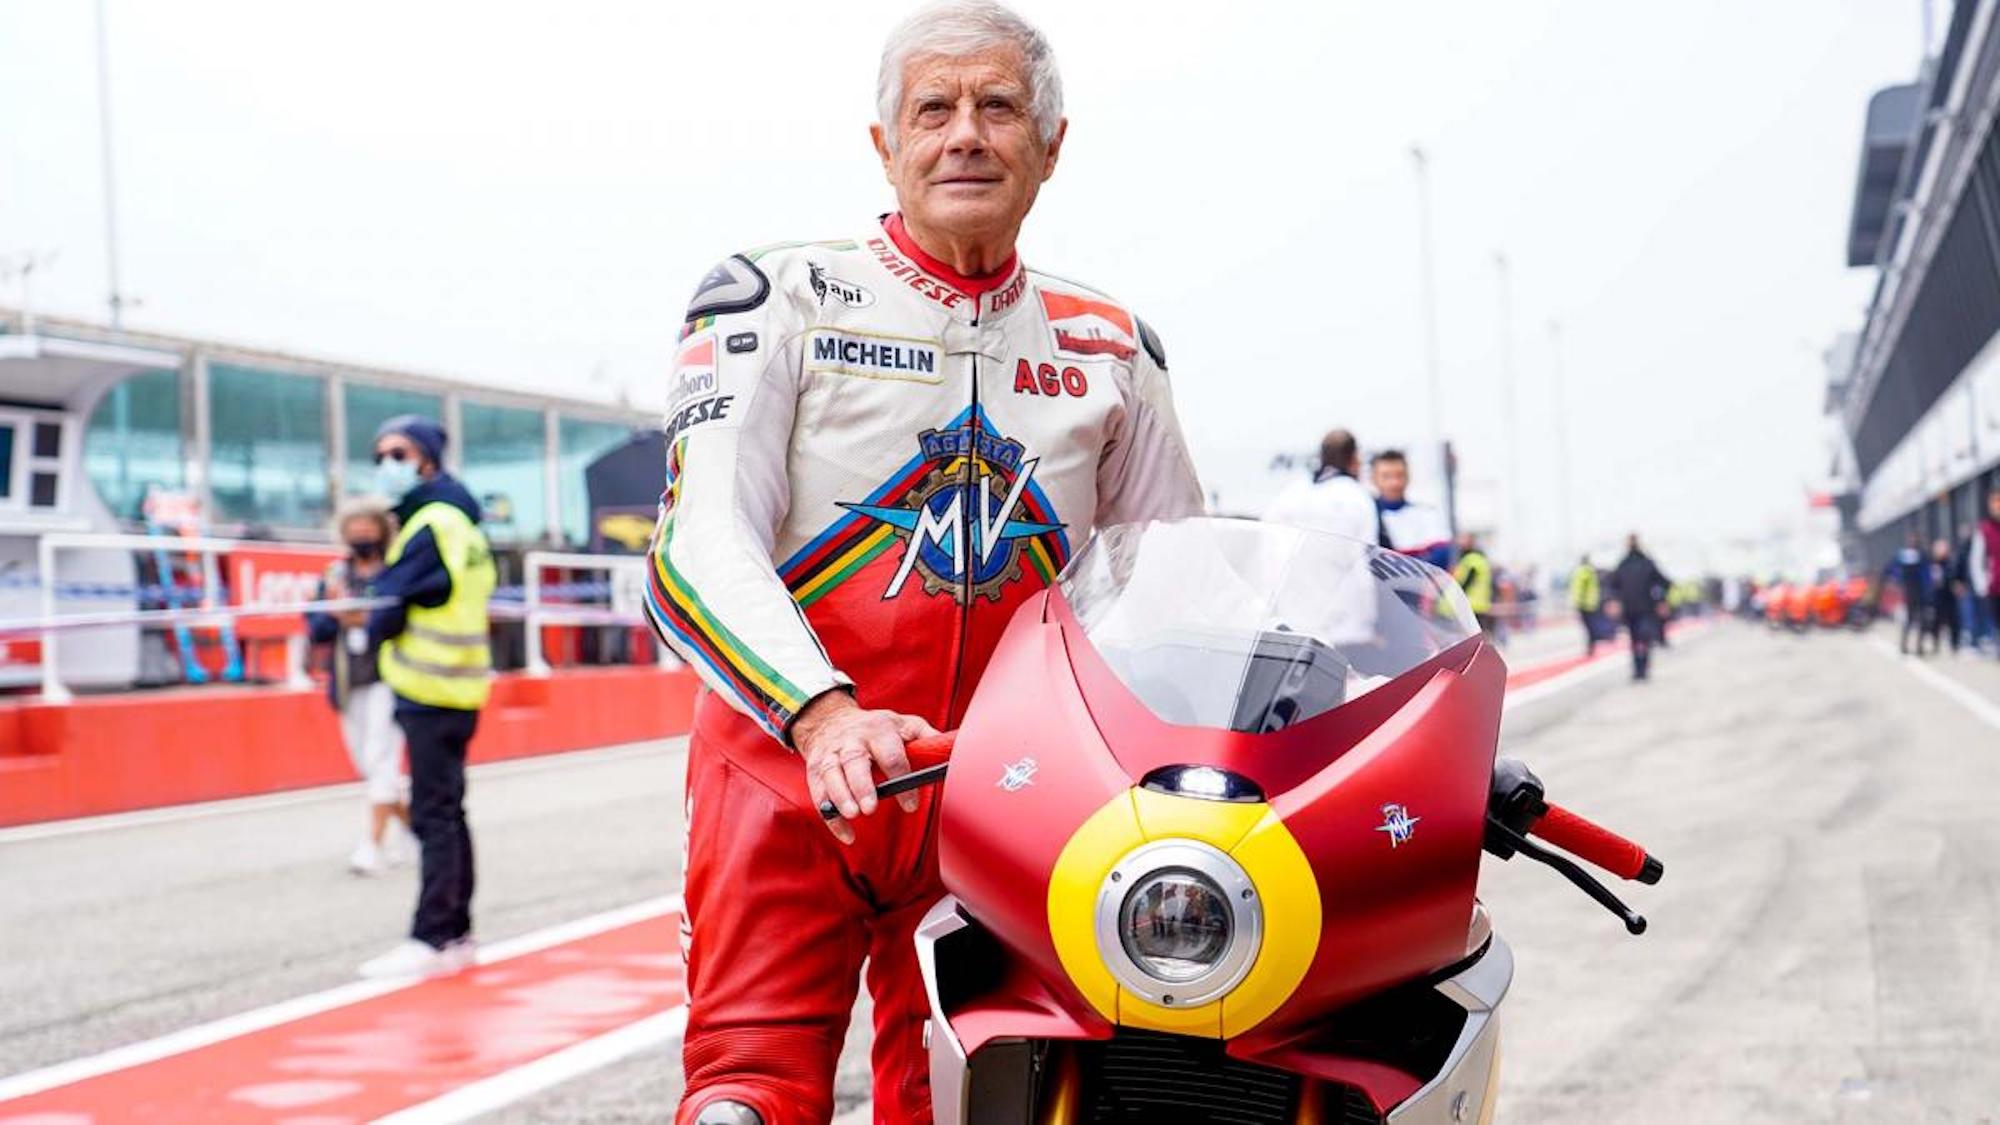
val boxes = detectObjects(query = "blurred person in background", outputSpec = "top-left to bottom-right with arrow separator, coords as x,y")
1958,529 -> 1990,651
1369,448 -> 1451,567
1452,531 -> 1496,637
306,498 -> 412,876
356,415 -> 497,979
1268,428 -> 1380,545
1568,554 -> 1602,656
1922,537 -> 1966,656
1887,532 -> 1930,656
1611,534 -> 1670,681
1977,490 -> 2000,656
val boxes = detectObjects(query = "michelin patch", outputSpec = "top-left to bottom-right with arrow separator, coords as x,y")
805,329 -> 943,384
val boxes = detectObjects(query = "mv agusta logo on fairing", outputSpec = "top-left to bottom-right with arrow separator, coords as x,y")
839,417 -> 1065,603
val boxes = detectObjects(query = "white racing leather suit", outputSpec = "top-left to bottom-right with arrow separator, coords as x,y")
645,214 -> 1204,1124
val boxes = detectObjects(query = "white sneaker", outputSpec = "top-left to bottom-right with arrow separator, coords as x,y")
442,936 -> 480,972
383,826 -> 417,868
357,939 -> 458,979
347,840 -> 385,877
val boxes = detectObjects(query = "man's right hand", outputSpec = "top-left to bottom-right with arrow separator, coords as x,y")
790,691 -> 940,845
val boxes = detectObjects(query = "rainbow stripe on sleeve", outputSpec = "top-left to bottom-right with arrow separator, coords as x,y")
642,438 -> 810,738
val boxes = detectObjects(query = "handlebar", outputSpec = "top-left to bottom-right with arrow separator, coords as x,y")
1486,757 -> 1662,935
1530,803 -> 1664,885
816,732 -> 957,820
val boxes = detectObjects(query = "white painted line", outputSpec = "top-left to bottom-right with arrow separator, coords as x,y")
0,737 -> 685,844
1869,639 -> 2000,731
0,895 -> 680,1102
373,1007 -> 689,1125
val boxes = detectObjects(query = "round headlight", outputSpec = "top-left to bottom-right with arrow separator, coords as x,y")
1119,868 -> 1232,982
1096,839 -> 1263,1008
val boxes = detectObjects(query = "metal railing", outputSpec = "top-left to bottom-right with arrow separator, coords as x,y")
3,533 -> 676,703
520,550 -> 675,676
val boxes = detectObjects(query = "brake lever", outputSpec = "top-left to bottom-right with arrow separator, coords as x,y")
1485,815 -> 1648,936
817,762 -> 950,821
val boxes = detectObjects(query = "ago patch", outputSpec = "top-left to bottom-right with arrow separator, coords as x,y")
805,329 -> 943,384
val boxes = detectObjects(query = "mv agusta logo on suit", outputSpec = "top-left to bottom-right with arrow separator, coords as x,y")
839,414 -> 1064,603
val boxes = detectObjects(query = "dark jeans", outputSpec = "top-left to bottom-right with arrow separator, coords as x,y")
1924,595 -> 1961,654
1901,599 -> 1928,654
1579,610 -> 1598,655
399,705 -> 480,948
1628,616 -> 1658,680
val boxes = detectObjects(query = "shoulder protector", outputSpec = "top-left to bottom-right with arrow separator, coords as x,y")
686,254 -> 771,320
1137,317 -> 1167,369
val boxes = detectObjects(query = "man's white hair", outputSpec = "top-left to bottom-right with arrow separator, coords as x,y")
876,0 -> 1064,152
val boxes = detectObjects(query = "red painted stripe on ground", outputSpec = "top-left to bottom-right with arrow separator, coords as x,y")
0,913 -> 683,1124
1503,620 -> 1708,691
1507,649 -> 1601,690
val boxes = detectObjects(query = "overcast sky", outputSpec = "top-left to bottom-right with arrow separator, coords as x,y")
0,1 -> 1926,568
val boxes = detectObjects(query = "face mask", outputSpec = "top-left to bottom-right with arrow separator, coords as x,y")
348,540 -> 384,562
375,459 -> 420,499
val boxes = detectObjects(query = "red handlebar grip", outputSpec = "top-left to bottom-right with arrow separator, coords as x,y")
1532,804 -> 1656,882
904,732 -> 957,771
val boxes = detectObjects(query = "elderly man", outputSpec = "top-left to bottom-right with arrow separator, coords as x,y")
642,3 -> 1205,1122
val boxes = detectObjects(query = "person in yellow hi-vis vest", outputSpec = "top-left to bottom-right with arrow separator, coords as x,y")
355,415 -> 496,980
1568,555 -> 1603,656
1453,531 -> 1496,636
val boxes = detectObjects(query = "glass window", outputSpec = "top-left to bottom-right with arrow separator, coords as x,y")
32,421 -> 60,459
208,364 -> 329,528
558,416 -> 636,548
462,401 -> 548,544
343,383 -> 443,495
0,423 -> 13,499
84,369 -> 184,522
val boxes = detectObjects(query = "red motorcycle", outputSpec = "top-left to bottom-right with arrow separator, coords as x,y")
853,518 -> 1662,1124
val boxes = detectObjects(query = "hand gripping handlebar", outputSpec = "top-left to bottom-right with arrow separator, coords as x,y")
816,732 -> 957,821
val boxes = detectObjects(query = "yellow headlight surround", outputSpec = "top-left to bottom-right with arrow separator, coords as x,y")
1047,787 -> 1322,1038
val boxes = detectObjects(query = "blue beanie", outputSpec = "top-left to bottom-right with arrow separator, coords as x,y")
375,414 -> 447,468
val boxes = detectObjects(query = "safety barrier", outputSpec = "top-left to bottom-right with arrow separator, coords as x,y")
520,550 -> 673,676
4,532 -> 674,703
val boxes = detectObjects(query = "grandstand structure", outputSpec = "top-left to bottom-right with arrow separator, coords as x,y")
1835,0 -> 2000,566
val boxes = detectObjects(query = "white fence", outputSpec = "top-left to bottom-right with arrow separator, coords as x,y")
520,550 -> 677,676
0,533 -> 674,703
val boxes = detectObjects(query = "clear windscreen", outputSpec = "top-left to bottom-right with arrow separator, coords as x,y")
1059,518 -> 1481,733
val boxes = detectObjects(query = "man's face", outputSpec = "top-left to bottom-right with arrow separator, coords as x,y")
871,48 -> 1064,247
373,433 -> 432,478
1989,491 -> 2000,520
1371,459 -> 1408,502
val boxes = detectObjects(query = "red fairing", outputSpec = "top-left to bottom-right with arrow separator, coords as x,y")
938,592 -> 1131,1030
938,584 -> 1506,1061
1234,640 -> 1506,1054
946,947 -> 1114,1058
